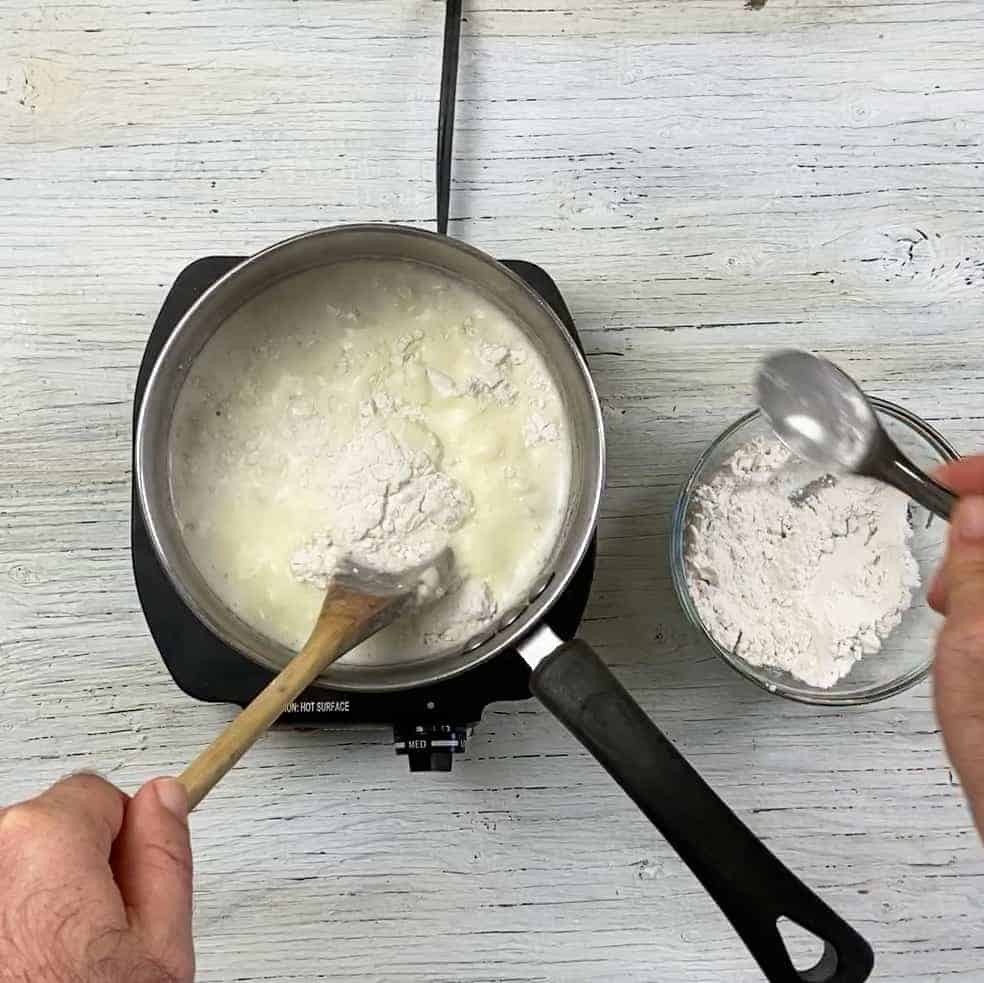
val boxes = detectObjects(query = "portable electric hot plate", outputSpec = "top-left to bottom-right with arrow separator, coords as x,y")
131,255 -> 596,772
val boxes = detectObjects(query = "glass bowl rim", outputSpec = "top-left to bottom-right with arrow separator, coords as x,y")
669,398 -> 959,706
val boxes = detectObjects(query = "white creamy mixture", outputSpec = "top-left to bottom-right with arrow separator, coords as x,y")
685,437 -> 919,688
170,260 -> 572,663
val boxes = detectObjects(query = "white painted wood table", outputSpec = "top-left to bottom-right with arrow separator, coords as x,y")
1,2 -> 982,980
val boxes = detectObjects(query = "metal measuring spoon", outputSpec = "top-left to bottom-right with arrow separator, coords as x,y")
755,349 -> 956,521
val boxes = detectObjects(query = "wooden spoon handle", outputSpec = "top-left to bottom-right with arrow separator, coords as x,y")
179,588 -> 390,811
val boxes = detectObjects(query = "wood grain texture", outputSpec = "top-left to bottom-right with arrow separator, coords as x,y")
1,1 -> 982,980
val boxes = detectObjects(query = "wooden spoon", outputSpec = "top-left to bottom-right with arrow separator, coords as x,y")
178,550 -> 453,811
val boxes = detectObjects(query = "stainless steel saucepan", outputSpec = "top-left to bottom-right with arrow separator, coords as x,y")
136,224 -> 872,983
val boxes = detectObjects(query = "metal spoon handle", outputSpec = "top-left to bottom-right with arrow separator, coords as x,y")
875,452 -> 956,521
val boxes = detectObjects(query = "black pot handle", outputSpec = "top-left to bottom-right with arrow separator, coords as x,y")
529,638 -> 874,983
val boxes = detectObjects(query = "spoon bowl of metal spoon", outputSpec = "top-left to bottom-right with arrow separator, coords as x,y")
755,350 -> 956,521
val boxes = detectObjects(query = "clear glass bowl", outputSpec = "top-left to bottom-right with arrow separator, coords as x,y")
670,400 -> 958,705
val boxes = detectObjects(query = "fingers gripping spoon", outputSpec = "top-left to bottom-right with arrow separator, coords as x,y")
756,350 -> 956,520
178,551 -> 454,810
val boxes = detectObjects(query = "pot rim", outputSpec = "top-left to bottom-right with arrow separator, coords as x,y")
135,223 -> 605,691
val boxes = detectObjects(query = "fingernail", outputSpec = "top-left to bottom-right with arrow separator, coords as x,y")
154,778 -> 189,820
928,567 -> 944,599
957,497 -> 984,542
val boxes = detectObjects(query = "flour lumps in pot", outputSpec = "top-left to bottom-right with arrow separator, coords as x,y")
169,259 -> 573,664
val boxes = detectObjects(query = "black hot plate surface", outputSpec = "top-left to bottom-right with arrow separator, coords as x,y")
131,254 -> 596,769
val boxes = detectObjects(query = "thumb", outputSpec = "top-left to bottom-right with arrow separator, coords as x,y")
111,778 -> 194,974
943,496 -> 984,621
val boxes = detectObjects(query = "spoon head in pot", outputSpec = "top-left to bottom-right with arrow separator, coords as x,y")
755,350 -> 879,474
331,547 -> 456,600
325,548 -> 457,650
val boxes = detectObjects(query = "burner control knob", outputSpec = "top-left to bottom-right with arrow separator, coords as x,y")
394,723 -> 468,772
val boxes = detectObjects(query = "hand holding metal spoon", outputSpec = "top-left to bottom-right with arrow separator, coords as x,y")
755,350 -> 956,521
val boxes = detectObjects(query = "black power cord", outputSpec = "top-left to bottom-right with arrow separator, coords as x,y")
436,0 -> 462,236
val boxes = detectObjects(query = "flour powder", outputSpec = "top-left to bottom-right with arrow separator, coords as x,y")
685,437 -> 920,688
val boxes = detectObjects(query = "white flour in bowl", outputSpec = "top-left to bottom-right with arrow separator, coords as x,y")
684,437 -> 920,688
